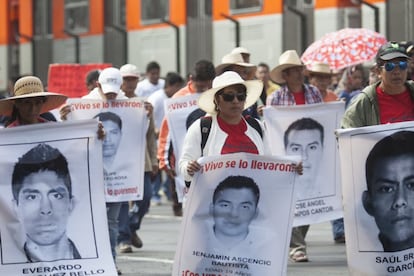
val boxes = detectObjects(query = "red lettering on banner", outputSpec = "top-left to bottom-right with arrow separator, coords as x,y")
111,187 -> 139,196
72,103 -> 91,110
168,102 -> 188,112
202,161 -> 224,172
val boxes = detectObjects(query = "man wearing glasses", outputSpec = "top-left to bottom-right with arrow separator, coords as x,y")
342,41 -> 414,128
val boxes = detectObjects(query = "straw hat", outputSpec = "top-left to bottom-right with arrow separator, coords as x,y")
270,50 -> 304,84
215,52 -> 256,75
0,76 -> 67,116
305,62 -> 333,76
198,71 -> 263,114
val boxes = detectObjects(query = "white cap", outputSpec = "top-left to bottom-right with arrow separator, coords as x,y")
98,67 -> 122,94
120,64 -> 140,78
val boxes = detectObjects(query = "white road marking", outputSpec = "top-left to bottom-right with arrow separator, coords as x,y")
118,255 -> 174,264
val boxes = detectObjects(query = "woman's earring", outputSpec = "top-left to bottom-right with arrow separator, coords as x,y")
213,99 -> 219,111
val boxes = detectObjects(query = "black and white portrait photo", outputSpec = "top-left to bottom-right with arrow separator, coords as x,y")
0,140 -> 97,264
0,120 -> 117,275
68,98 -> 148,202
173,153 -> 298,276
209,176 -> 260,250
263,102 -> 344,227
94,111 -> 123,171
337,122 -> 414,276
11,143 -> 81,262
284,117 -> 324,199
363,131 -> 414,252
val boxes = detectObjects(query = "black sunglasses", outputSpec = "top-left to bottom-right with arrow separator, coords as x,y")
220,92 -> 247,102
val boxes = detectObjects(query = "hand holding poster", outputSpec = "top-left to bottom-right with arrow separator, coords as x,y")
263,102 -> 344,226
0,120 -> 117,275
68,98 -> 148,202
337,121 -> 414,276
173,153 -> 298,276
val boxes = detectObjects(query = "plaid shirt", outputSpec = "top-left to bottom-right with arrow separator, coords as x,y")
266,84 -> 323,106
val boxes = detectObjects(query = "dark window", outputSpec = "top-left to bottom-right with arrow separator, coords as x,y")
104,0 -> 126,27
230,0 -> 262,14
64,0 -> 89,34
187,1 -> 212,18
34,0 -> 53,36
141,0 -> 169,25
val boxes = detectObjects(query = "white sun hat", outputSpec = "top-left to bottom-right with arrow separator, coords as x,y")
198,71 -> 263,114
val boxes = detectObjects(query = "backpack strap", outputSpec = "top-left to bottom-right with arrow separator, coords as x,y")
185,117 -> 211,188
200,115 -> 263,152
244,115 -> 263,138
200,116 -> 212,153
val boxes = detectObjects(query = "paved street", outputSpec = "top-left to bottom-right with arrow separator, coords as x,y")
117,201 -> 348,276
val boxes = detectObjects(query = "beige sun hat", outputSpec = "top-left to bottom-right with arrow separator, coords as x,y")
231,46 -> 250,55
215,52 -> 256,75
198,71 -> 263,114
120,63 -> 140,78
0,76 -> 68,116
305,62 -> 333,76
270,50 -> 304,84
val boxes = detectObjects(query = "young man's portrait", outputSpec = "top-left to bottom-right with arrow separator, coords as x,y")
363,130 -> 414,252
284,117 -> 324,198
94,111 -> 123,169
209,175 -> 260,249
11,143 -> 81,262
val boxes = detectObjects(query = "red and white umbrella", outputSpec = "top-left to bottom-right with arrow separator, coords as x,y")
301,28 -> 387,71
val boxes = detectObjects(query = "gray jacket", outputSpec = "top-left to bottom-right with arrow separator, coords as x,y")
341,81 -> 414,128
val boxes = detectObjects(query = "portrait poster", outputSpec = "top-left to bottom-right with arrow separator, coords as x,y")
67,98 -> 148,202
0,120 -> 117,275
164,94 -> 200,202
173,153 -> 299,276
263,101 -> 345,227
337,121 -> 414,276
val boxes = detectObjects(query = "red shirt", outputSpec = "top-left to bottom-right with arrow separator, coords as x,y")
292,90 -> 306,105
7,117 -> 49,128
377,86 -> 414,124
217,116 -> 259,154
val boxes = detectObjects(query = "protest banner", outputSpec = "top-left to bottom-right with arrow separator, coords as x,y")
263,101 -> 344,226
337,121 -> 414,276
68,98 -> 148,202
48,63 -> 111,98
164,94 -> 201,202
0,120 -> 117,275
173,152 -> 298,276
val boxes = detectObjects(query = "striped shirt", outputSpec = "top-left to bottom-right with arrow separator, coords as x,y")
266,84 -> 323,106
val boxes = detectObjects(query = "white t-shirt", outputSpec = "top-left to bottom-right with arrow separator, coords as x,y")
81,87 -> 128,100
147,88 -> 168,130
135,78 -> 165,98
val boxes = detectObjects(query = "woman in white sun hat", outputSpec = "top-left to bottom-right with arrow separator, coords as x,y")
179,71 -> 270,183
180,71 -> 303,184
0,76 -> 67,127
